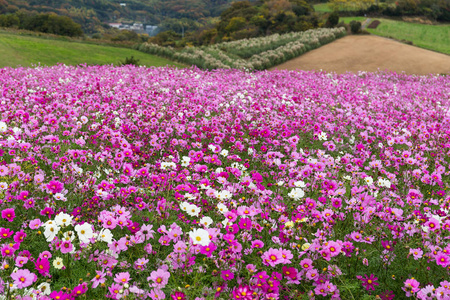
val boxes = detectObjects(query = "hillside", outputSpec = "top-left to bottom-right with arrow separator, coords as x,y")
0,31 -> 184,68
270,35 -> 450,75
0,0 -> 233,33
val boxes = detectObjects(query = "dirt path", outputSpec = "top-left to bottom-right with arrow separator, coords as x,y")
270,35 -> 450,75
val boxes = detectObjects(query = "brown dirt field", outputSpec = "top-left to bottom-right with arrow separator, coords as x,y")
270,35 -> 450,75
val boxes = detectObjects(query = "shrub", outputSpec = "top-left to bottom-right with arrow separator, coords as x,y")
118,56 -> 140,66
327,12 -> 340,28
350,20 -> 361,34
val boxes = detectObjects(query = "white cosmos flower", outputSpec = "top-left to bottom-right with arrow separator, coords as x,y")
0,182 -> 8,190
288,188 -> 305,200
53,193 -> 66,201
43,224 -> 60,242
0,121 -> 7,133
80,116 -> 88,124
199,216 -> 213,228
220,149 -> 229,157
181,156 -> 191,167
180,202 -> 190,212
217,190 -> 232,200
294,180 -> 306,188
75,223 -> 94,244
62,231 -> 76,242
217,203 -> 229,214
54,212 -> 73,227
37,282 -> 51,295
364,176 -> 374,186
189,228 -> 210,246
98,228 -> 113,244
53,257 -> 64,269
186,204 -> 201,217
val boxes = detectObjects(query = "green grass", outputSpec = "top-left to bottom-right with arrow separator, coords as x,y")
314,3 -> 333,13
0,31 -> 186,68
340,17 -> 450,54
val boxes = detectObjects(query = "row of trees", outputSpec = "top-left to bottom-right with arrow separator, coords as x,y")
327,0 -> 450,21
150,0 -> 322,46
0,12 -> 83,36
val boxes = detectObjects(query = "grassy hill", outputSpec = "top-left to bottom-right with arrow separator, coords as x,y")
0,31 -> 185,68
341,17 -> 450,55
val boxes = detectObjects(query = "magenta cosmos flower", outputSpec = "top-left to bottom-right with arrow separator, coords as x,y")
357,274 -> 379,291
232,285 -> 253,300
35,257 -> 50,276
1,208 -> 15,222
11,269 -> 37,288
221,270 -> 235,281
46,180 -> 64,194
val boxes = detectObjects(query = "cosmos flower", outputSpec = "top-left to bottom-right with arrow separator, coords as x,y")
11,269 -> 37,288
357,274 -> 379,291
189,228 -> 211,246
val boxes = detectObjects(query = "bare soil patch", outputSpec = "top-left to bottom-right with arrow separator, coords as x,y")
270,35 -> 450,75
368,20 -> 380,29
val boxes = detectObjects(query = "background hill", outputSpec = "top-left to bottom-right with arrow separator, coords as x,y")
0,0 -> 234,33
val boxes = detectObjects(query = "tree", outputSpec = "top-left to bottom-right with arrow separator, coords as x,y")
327,11 -> 339,27
225,16 -> 246,33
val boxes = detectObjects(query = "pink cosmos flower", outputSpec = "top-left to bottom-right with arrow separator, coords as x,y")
60,240 -> 73,254
435,252 -> 450,267
134,258 -> 149,271
409,248 -> 423,260
221,270 -> 234,281
72,283 -> 88,297
300,258 -> 313,270
425,218 -> 440,231
39,251 -> 52,260
357,274 -> 379,291
149,288 -> 166,299
327,241 -> 342,257
13,230 -> 26,244
200,242 -> 217,257
0,227 -> 14,239
251,240 -> 264,249
11,269 -> 37,288
15,256 -> 28,267
403,278 -> 420,297
46,180 -> 64,193
91,270 -> 106,288
232,285 -> 253,300
1,208 -> 15,222
1,244 -> 15,257
148,268 -> 170,288
306,269 -> 319,280
114,272 -> 131,285
261,248 -> 282,267
282,266 -> 298,280
35,257 -> 50,276
28,219 -> 42,230
108,283 -> 122,298
171,292 -> 186,300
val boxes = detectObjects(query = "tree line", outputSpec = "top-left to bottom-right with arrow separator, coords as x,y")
0,12 -> 83,37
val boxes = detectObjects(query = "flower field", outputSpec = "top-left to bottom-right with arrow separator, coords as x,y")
137,28 -> 346,70
0,65 -> 449,300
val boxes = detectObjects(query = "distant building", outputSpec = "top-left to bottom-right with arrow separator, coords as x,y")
109,22 -> 149,34
120,3 -> 126,6
108,23 -> 121,29
145,25 -> 158,36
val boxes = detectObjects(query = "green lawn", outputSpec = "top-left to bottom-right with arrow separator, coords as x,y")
0,32 -> 185,68
340,17 -> 450,54
314,3 -> 333,13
